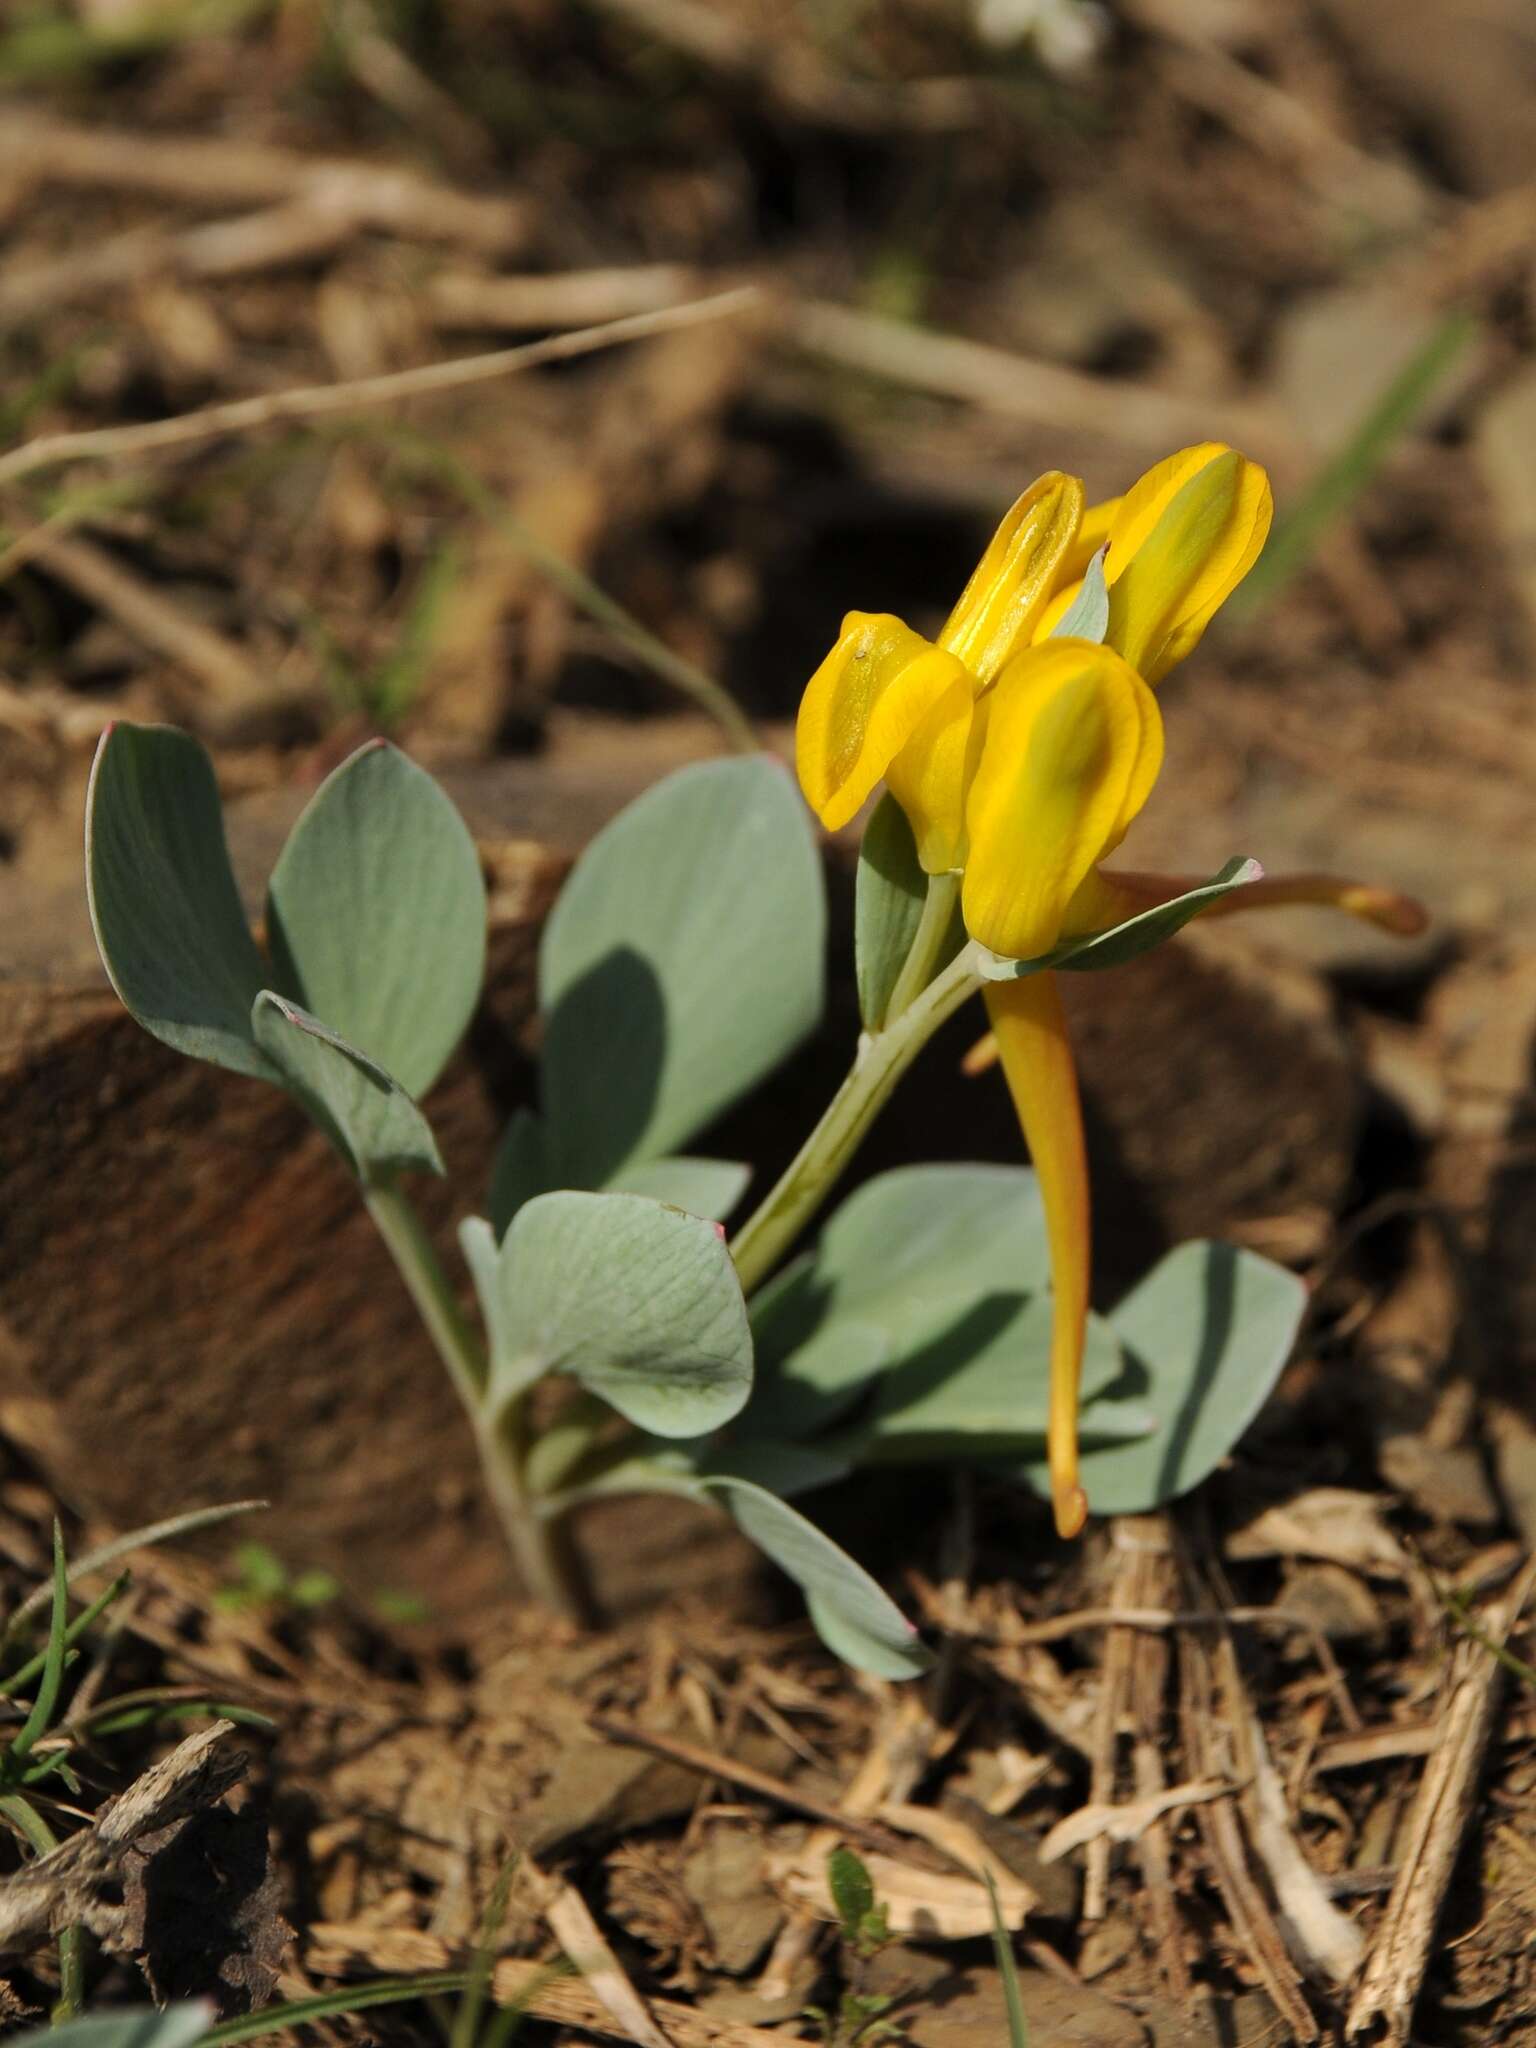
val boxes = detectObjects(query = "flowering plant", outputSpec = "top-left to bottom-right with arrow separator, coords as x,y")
84,442 -> 1421,1673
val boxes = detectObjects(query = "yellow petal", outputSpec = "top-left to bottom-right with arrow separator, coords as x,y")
1103,444 -> 1272,683
885,676 -> 982,874
960,640 -> 1164,961
985,971 -> 1091,1539
939,471 -> 1085,684
795,612 -> 972,832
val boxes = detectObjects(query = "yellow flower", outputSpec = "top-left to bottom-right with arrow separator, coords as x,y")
793,444 -> 1422,1541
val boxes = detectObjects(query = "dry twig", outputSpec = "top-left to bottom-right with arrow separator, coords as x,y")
0,288 -> 764,491
1346,1558 -> 1536,2044
1178,1552 -> 1318,2042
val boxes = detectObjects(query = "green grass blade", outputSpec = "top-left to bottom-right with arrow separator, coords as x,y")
450,1853 -> 518,2048
1234,307 -> 1476,618
203,1975 -> 471,2045
3,1500 -> 265,1645
984,1872 -> 1030,2048
10,1524 -> 69,1763
0,1573 -> 129,1698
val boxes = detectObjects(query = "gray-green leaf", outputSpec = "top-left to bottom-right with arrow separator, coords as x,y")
539,756 -> 825,1188
266,740 -> 486,1099
748,1165 -> 1126,1455
251,992 -> 443,1179
86,723 -> 273,1081
608,1155 -> 752,1221
12,2010 -> 213,2048
700,1475 -> 931,1679
487,1191 -> 753,1436
489,1108 -> 553,1237
1026,1239 -> 1307,1513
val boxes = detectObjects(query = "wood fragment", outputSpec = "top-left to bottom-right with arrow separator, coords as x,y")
1239,1689 -> 1365,1987
1345,1558 -> 1536,2044
1314,1723 -> 1441,1771
0,1720 -> 244,1953
0,205 -> 356,321
0,287 -> 764,491
768,1847 -> 1033,1941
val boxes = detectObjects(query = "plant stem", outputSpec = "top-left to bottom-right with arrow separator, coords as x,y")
730,942 -> 984,1296
884,870 -> 961,1024
0,1793 -> 83,2018
362,1179 -> 581,1621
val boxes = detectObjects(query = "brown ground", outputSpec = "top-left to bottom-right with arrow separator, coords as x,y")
4,1 -> 1536,2042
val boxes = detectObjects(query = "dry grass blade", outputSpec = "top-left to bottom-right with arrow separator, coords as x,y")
0,288 -> 764,490
306,1924 -> 811,2046
789,300 -> 1284,459
526,1854 -> 672,2048
428,266 -> 702,333
1346,1557 -> 1536,2044
1177,1553 -> 1319,2043
1040,1778 -> 1236,1861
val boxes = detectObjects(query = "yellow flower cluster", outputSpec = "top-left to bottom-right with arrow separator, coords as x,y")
796,444 -> 1270,962
794,443 -> 1420,1540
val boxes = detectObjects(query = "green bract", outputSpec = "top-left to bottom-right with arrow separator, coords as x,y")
86,722 -> 1312,1679
978,857 -> 1264,980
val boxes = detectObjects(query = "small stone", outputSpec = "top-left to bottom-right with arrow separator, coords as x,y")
1378,1433 -> 1500,1530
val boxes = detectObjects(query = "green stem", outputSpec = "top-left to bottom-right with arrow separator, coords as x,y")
362,1180 -> 581,1622
730,942 -> 984,1296
884,871 -> 961,1024
0,1794 -> 83,2019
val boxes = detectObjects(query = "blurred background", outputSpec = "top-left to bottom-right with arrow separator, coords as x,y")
1,0 -> 1533,914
